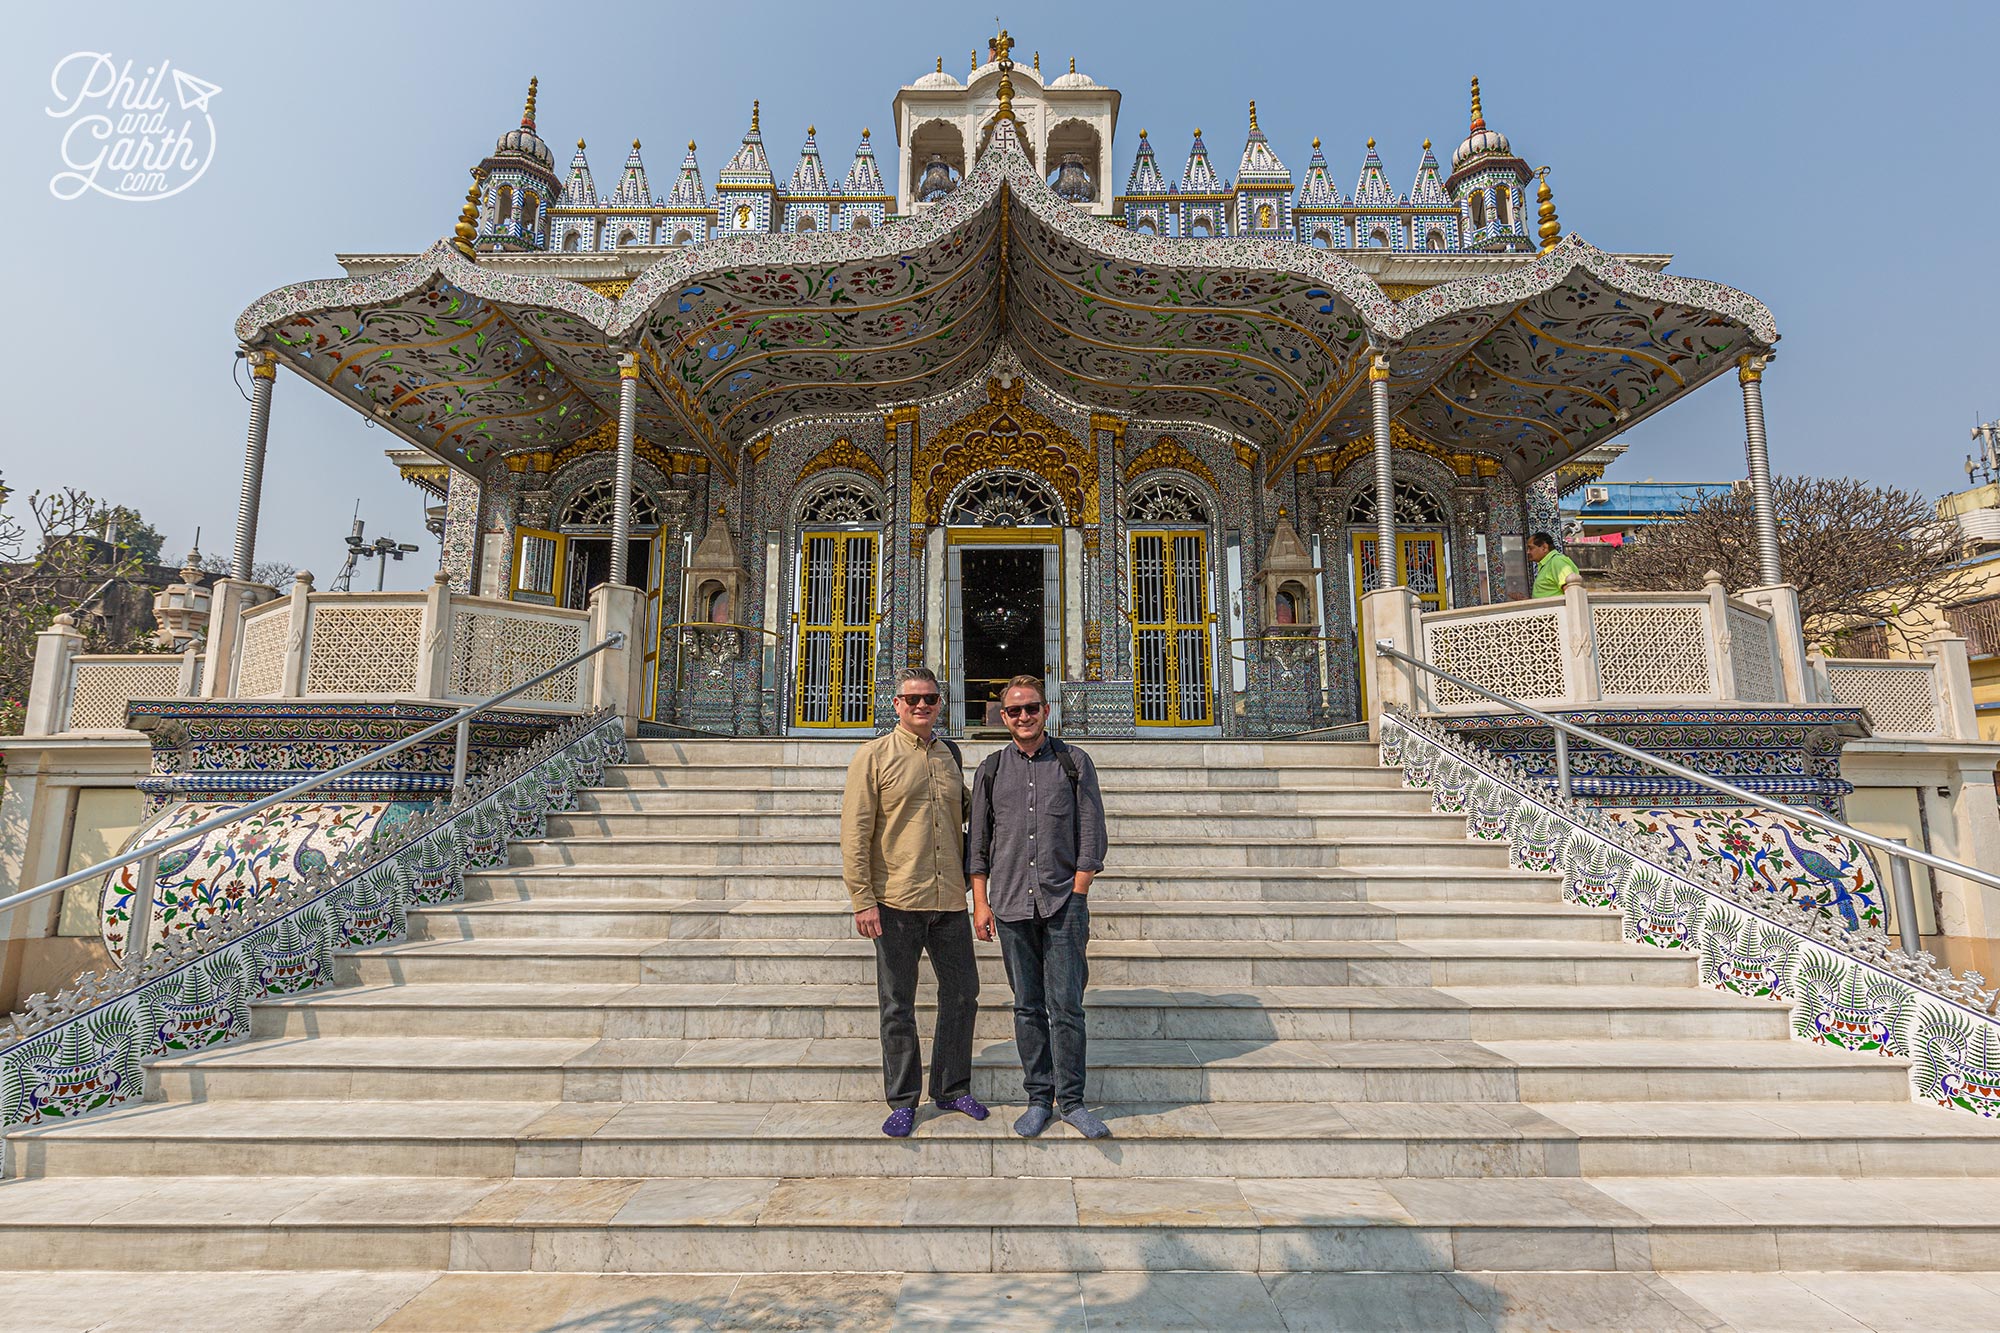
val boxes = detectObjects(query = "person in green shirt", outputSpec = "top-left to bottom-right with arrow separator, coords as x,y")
1526,532 -> 1581,599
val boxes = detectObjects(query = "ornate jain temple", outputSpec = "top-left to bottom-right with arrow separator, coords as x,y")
226,35 -> 1783,739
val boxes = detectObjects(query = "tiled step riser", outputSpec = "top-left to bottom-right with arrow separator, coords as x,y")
460,873 -> 1561,906
505,841 -> 1514,871
252,1003 -> 1792,1044
339,952 -> 1696,989
9,1218 -> 1992,1275
32,1132 -> 2000,1183
575,788 -> 1440,815
406,909 -> 1622,944
149,1063 -> 1909,1105
598,767 -> 1406,793
542,812 -> 1460,840
623,741 -> 1387,768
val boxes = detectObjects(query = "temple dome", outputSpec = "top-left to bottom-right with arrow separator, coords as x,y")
913,59 -> 962,90
1451,126 -> 1511,172
495,125 -> 555,171
1048,58 -> 1096,89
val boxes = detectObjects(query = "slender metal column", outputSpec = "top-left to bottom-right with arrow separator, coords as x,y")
1369,352 -> 1397,588
609,352 -> 640,586
1739,353 -> 1781,587
231,349 -> 278,581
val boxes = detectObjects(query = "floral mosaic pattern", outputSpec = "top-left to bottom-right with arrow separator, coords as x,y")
0,712 -> 625,1159
1383,710 -> 2000,1119
1612,807 -> 1882,931
98,801 -> 426,963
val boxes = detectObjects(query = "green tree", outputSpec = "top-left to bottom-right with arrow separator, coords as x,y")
88,503 -> 167,565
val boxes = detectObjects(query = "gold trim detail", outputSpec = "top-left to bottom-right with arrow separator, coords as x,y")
798,437 -> 886,485
913,375 -> 1097,526
1378,282 -> 1436,300
1297,418 -> 1495,480
747,434 -> 772,464
1233,442 -> 1258,471
1123,436 -> 1219,490
582,278 -> 633,300
1737,353 -> 1766,384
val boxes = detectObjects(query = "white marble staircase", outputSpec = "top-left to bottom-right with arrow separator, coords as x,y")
6,738 -> 2000,1331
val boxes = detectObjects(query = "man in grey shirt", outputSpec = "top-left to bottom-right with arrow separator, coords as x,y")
968,673 -> 1111,1139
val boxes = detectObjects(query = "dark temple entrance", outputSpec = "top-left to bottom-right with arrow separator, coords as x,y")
958,548 -> 1048,731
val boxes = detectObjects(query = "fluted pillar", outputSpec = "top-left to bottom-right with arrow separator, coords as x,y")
1739,353 -> 1781,587
231,348 -> 278,581
609,351 -> 640,586
1369,352 -> 1397,588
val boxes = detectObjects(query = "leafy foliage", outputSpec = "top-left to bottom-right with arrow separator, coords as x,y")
1604,475 -> 1980,641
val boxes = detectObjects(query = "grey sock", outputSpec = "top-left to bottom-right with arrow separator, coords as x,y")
1014,1105 -> 1055,1137
1061,1106 -> 1111,1139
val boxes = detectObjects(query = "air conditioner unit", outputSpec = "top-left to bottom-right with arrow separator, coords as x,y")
1584,486 -> 1610,505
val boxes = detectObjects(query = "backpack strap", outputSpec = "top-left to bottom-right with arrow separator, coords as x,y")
1047,734 -> 1082,789
940,736 -> 964,771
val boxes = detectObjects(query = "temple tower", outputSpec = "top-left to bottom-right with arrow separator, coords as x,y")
477,78 -> 561,251
1447,78 -> 1534,252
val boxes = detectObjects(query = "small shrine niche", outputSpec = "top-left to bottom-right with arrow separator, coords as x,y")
1255,509 -> 1320,629
687,510 -> 746,626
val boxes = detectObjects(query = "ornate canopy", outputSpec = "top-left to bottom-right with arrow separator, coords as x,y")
237,121 -> 1775,488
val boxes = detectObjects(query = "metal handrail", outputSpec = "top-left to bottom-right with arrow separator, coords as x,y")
1374,638 -> 2000,955
0,633 -> 626,937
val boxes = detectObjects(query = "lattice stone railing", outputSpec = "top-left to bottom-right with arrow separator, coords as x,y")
447,602 -> 588,707
1382,709 -> 2000,1119
1819,659 -> 1945,739
0,709 -> 625,1163
63,655 -> 199,731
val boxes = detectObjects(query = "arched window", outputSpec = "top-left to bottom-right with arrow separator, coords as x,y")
561,231 -> 581,253
522,191 -> 540,234
1191,217 -> 1212,238
1495,187 -> 1511,226
1311,228 -> 1332,249
617,229 -> 636,247
1135,219 -> 1156,236
1369,228 -> 1389,248
852,215 -> 872,229
673,229 -> 693,245
494,183 -> 513,231
795,214 -> 817,232
1426,229 -> 1445,252
1469,192 -> 1486,229
799,480 -> 883,525
946,471 -> 1063,527
1346,480 -> 1448,528
561,478 -> 662,528
1125,477 -> 1211,524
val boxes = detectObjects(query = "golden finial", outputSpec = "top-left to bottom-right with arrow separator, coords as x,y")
1033,51 -> 1040,72
1423,138 -> 1432,151
1469,77 -> 1485,132
862,128 -> 871,140
688,139 -> 697,152
1195,128 -> 1203,139
521,76 -> 538,131
1366,136 -> 1376,150
1248,101 -> 1260,133
1139,128 -> 1148,139
936,56 -> 944,74
807,125 -> 816,138
989,26 -> 1014,65
632,138 -> 641,151
750,100 -> 760,134
971,50 -> 978,73
576,137 -> 586,151
1312,136 -> 1320,150
1069,56 -> 1077,74
452,169 -> 483,259
1536,166 -> 1561,253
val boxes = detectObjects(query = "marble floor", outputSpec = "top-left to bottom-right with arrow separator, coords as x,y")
0,1268 -> 1994,1331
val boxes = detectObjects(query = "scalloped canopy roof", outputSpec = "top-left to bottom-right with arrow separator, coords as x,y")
237,123 -> 1775,487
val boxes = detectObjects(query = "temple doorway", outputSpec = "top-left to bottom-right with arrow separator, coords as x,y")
947,539 -> 1061,733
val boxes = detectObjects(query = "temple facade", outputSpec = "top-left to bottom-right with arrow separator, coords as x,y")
241,31 -> 1779,738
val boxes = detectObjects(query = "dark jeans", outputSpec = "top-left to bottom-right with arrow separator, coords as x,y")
996,895 -> 1090,1112
873,905 -> 981,1110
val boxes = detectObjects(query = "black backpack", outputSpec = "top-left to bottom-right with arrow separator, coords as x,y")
969,735 -> 1082,857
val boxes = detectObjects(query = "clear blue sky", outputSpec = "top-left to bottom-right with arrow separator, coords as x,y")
4,1 -> 1994,589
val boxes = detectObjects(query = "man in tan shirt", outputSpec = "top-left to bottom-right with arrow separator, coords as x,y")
841,666 -> 987,1137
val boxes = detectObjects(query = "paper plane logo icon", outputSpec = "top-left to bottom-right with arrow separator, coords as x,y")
172,69 -> 221,112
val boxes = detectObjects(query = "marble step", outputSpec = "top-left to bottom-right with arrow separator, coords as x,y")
622,739 -> 1387,768
1,1172 -> 1994,1274
1,1267 -> 1988,1333
407,899 -> 1624,944
143,1036 -> 1913,1105
16,1099 -> 2000,1183
540,808 -> 1469,841
502,834 -> 1515,871
595,764 -> 1408,792
340,937 -> 1701,990
461,865 -> 1562,905
572,785 -> 1440,814
249,984 -> 1794,1044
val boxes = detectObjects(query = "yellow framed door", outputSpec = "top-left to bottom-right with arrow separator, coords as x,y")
642,537 -> 665,721
510,528 -> 566,606
1351,531 -> 1448,713
1130,528 -> 1214,726
793,530 -> 880,728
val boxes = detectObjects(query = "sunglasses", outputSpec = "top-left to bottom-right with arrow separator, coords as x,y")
1002,703 -> 1045,718
895,693 -> 941,707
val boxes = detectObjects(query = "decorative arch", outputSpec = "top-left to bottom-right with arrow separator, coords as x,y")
913,375 -> 1095,525
1124,475 -> 1213,524
794,475 -> 886,525
798,437 -> 886,486
1123,435 -> 1219,492
547,451 -> 673,530
944,469 -> 1065,527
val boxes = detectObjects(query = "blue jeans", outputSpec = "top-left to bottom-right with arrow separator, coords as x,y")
996,894 -> 1090,1112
